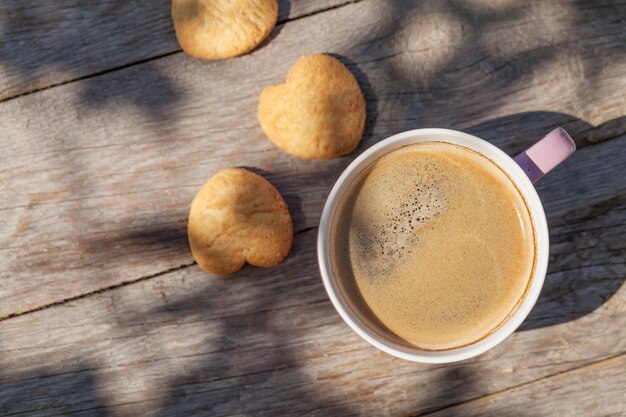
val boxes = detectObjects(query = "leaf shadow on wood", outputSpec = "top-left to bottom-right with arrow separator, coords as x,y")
79,221 -> 190,263
67,0 -> 624,408
57,167 -> 319,283
466,112 -> 626,154
133,229 -> 361,416
0,366 -> 111,416
1,1 -> 624,415
79,60 -> 182,122
410,367 -> 504,417
77,111 -> 623,415
84,0 -> 624,412
354,0 -> 625,143
0,0 -> 182,120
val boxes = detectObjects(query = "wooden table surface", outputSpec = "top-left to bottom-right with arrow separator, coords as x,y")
1,0 -> 625,415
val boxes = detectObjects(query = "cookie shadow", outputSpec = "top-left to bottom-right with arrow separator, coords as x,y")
255,0 -> 292,53
327,53 -> 379,153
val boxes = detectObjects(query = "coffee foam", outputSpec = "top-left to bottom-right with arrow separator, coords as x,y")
349,153 -> 448,278
331,141 -> 535,350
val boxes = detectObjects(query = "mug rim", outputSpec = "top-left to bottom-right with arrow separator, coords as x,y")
317,128 -> 549,363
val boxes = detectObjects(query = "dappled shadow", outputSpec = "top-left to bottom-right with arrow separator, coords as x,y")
350,0 -> 625,144
48,167 -> 320,279
410,367 -> 479,416
467,112 -> 626,331
0,366 -> 110,416
80,221 -> 190,261
79,60 -> 182,121
466,112 -> 626,153
0,0 -> 181,119
128,230 -> 361,416
520,262 -> 626,332
1,0 -> 625,415
129,110 -> 624,413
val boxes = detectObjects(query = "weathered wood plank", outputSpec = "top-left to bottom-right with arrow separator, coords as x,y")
424,354 -> 626,417
0,0 -> 625,318
0,0 -> 356,101
0,223 -> 623,416
1,0 -> 625,415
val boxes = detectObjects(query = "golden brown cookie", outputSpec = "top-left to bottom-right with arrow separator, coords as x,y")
258,54 -> 366,159
172,0 -> 278,60
188,168 -> 293,274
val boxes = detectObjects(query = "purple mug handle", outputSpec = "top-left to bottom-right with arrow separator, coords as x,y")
514,127 -> 576,183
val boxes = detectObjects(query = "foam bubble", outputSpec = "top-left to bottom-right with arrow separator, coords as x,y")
348,154 -> 449,279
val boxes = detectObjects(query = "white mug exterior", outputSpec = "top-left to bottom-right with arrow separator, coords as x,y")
317,128 -> 549,363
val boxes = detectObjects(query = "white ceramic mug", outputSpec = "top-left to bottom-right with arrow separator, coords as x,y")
317,128 -> 576,363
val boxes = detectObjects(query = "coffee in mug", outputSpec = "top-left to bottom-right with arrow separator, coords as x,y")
329,141 -> 535,350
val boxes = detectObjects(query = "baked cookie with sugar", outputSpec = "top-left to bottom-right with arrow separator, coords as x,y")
188,168 -> 293,274
258,54 -> 366,159
172,0 -> 278,59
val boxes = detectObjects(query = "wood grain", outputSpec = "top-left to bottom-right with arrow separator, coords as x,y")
0,0 -> 625,414
424,354 -> 626,417
0,0 -> 624,318
0,226 -> 623,416
0,0 -> 357,101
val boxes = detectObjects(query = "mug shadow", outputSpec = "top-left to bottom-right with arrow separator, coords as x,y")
465,112 -> 626,331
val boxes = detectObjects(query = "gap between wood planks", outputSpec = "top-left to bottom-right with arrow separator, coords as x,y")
0,226 -> 318,323
415,352 -> 626,417
0,261 -> 194,323
0,0 -> 365,105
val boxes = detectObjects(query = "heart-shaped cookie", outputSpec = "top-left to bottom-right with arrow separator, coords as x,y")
188,168 -> 293,274
258,54 -> 366,159
172,0 -> 278,60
